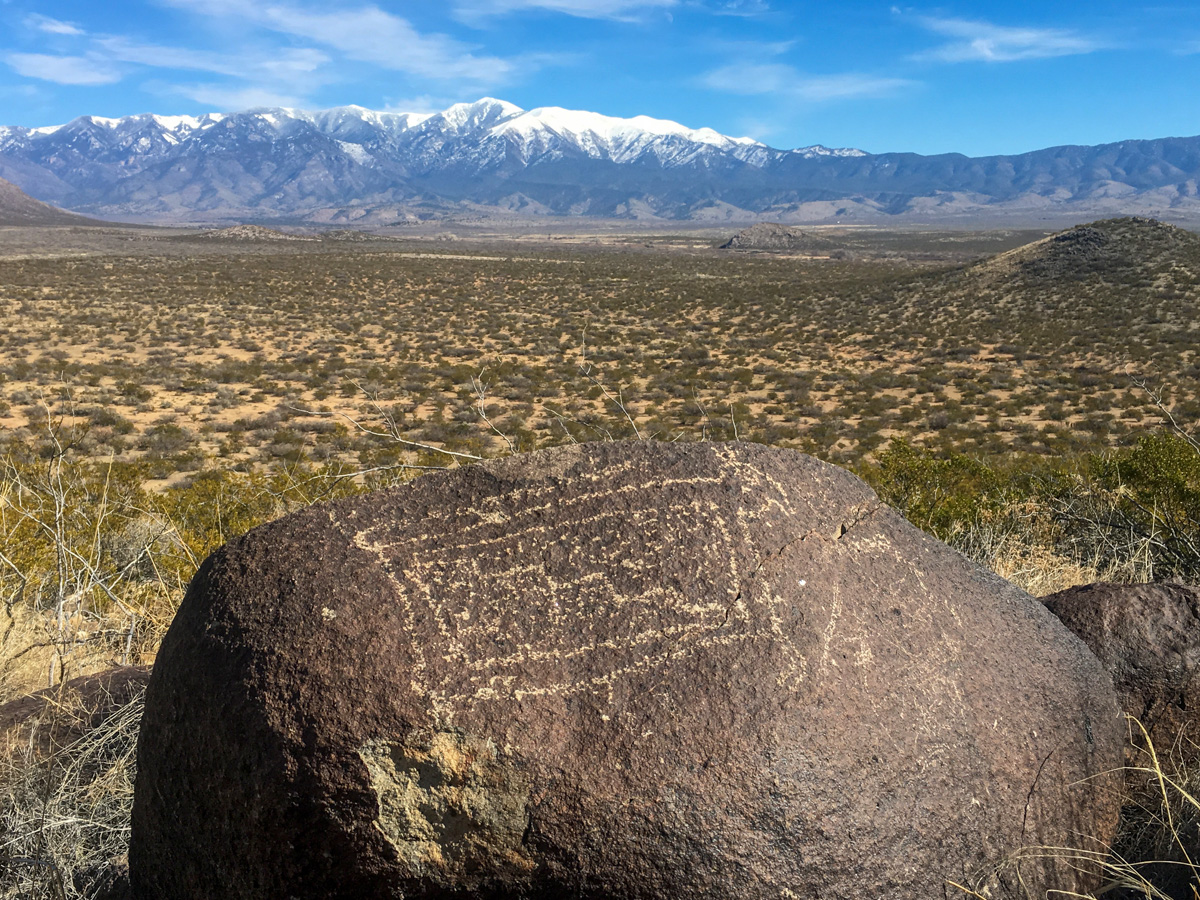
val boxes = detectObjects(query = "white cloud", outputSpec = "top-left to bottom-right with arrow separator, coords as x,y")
5,53 -> 121,85
167,82 -> 308,110
25,14 -> 85,36
159,0 -> 515,84
96,38 -> 244,76
96,37 -> 329,80
455,0 -> 676,21
910,16 -> 1102,63
702,63 -> 914,102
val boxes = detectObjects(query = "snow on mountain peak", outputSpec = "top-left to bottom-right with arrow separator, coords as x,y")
9,98 -> 865,173
792,144 -> 867,159
437,98 -> 524,129
492,105 -> 762,151
150,114 -> 224,132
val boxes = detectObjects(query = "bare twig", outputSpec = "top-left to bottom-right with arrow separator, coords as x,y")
471,371 -> 516,456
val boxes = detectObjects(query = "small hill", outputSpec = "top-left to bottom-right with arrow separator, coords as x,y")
0,177 -> 101,226
900,217 -> 1200,370
970,217 -> 1200,288
719,223 -> 840,253
195,224 -> 314,242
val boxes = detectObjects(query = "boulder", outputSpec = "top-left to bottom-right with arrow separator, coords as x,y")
0,666 -> 146,900
1042,582 -> 1200,752
130,442 -> 1123,900
1042,582 -> 1200,899
0,665 -> 150,759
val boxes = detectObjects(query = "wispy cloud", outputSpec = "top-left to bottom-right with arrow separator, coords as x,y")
5,53 -> 121,86
710,0 -> 769,17
454,0 -> 676,22
159,0 -> 516,84
25,14 -> 86,36
96,37 -> 328,80
909,16 -> 1102,63
164,82 -> 308,110
702,62 -> 914,102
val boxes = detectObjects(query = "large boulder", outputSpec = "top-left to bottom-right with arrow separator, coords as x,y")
131,442 -> 1123,900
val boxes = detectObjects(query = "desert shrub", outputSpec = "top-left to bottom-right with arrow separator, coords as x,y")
1055,431 -> 1200,582
866,438 -> 1009,539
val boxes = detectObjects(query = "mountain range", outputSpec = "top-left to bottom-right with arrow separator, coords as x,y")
2,98 -> 1199,225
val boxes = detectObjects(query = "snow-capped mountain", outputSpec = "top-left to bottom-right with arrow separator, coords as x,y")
2,98 -> 1199,223
0,98 -> 869,220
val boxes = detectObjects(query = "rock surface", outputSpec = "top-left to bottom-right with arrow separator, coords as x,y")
131,442 -> 1123,900
0,665 -> 149,759
1042,582 -> 1200,899
1042,581 -> 1200,750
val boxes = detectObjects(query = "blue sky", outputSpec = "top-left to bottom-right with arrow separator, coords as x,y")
1,0 -> 1198,156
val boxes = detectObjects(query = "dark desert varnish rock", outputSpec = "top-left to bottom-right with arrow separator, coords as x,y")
1042,581 -> 1200,900
130,442 -> 1123,900
1043,581 -> 1200,753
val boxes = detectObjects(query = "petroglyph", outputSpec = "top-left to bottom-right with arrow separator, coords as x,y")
340,455 -> 902,715
344,458 -> 832,712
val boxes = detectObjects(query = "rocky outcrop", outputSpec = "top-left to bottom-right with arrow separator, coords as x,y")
719,222 -> 838,252
194,224 -> 314,241
131,442 -> 1123,900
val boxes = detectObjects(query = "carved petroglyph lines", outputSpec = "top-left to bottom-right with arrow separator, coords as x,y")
816,582 -> 844,680
713,445 -> 798,519
470,630 -> 764,706
351,475 -> 730,547
342,458 -> 853,713
366,494 -> 763,709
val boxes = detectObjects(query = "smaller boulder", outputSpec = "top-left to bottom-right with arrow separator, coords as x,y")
1042,582 -> 1199,752
0,665 -> 150,759
1042,583 -> 1200,900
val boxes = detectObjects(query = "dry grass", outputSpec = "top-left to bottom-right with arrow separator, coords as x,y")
0,671 -> 144,900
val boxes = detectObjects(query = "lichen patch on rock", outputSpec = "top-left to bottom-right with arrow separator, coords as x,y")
357,730 -> 533,887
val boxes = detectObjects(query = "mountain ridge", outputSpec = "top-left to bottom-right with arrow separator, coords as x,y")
0,175 -> 104,226
2,98 -> 1199,225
